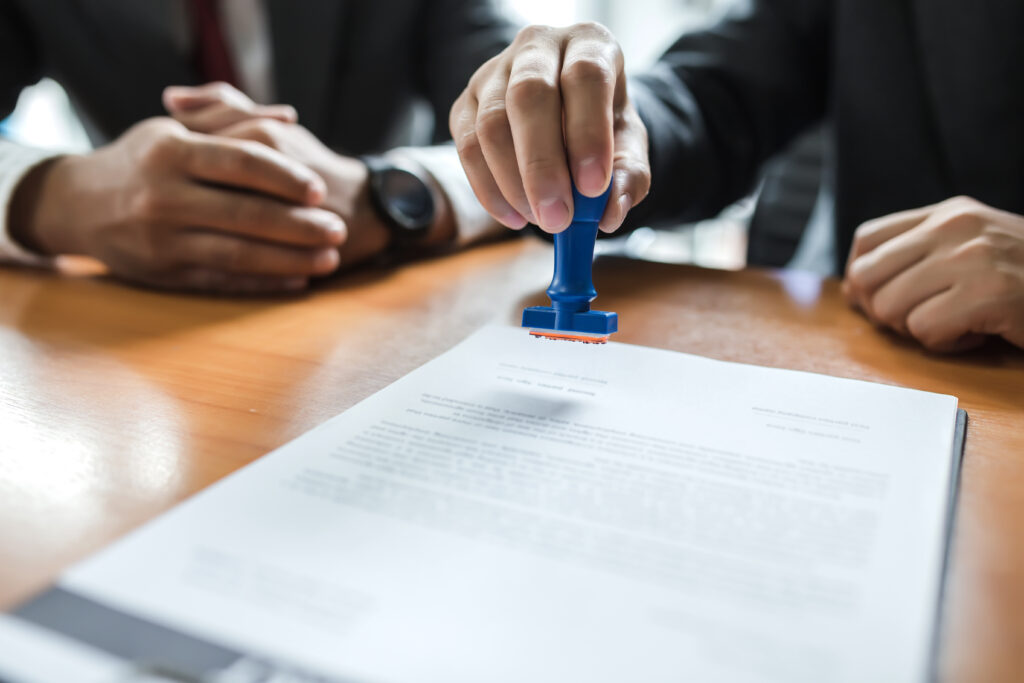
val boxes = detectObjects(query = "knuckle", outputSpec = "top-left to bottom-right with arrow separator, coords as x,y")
849,231 -> 866,257
623,105 -> 648,143
475,107 -> 511,144
506,74 -> 558,110
454,130 -> 483,160
561,57 -> 615,88
224,142 -> 263,175
448,104 -> 463,139
129,186 -> 169,220
522,155 -> 564,178
449,94 -> 476,137
239,126 -> 276,148
944,195 -> 978,211
978,226 -> 1012,252
571,21 -> 613,40
615,160 -> 651,198
143,131 -> 184,166
615,157 -> 648,183
984,267 -> 1019,298
941,197 -> 984,225
871,297 -> 900,329
635,169 -> 652,200
136,116 -> 182,138
253,118 -> 282,140
845,263 -> 867,292
946,210 -> 982,230
236,139 -> 265,159
522,159 -> 569,194
468,55 -> 503,90
132,233 -> 168,269
905,315 -> 939,349
955,235 -> 999,264
853,216 -> 881,241
976,232 -> 1003,253
211,81 -> 234,99
515,24 -> 555,46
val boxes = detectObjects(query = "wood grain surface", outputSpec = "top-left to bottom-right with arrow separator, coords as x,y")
0,238 -> 1021,681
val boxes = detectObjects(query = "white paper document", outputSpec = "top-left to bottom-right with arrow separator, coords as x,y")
1,325 -> 962,683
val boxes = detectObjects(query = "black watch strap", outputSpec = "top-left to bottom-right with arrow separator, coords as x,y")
360,155 -> 436,249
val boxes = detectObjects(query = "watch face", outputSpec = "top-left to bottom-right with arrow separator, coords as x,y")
377,168 -> 435,233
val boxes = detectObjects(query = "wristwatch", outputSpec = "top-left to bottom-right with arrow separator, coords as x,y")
360,155 -> 436,249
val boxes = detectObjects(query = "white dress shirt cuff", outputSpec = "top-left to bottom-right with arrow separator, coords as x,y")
0,141 -> 61,266
388,145 -> 500,247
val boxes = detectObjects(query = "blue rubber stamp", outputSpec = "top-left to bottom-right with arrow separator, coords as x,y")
522,184 -> 618,343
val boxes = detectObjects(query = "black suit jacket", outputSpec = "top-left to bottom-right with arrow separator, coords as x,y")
0,0 -> 515,153
627,0 -> 1024,273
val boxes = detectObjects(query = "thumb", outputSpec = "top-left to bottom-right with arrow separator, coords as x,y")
163,82 -> 252,112
163,87 -> 222,113
163,85 -> 298,126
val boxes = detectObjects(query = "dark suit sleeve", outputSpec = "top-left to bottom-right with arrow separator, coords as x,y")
623,0 -> 832,230
0,0 -> 42,120
415,0 -> 519,144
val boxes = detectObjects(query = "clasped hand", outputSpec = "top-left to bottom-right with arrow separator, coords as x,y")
12,82 -> 386,293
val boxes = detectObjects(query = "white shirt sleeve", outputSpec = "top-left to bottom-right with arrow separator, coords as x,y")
389,144 -> 502,247
0,139 -> 60,266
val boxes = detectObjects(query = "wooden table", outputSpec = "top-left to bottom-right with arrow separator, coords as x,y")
1,239 -> 1021,681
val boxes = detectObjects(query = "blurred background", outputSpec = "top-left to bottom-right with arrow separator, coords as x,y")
0,0 -> 750,269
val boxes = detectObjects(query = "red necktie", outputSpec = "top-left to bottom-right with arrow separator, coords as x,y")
189,0 -> 239,87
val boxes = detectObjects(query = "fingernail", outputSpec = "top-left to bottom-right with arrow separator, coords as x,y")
163,86 -> 189,99
162,87 -> 186,110
316,214 -> 346,242
576,157 -> 607,195
600,195 -> 630,233
306,177 -> 327,204
307,208 -> 341,228
315,248 -> 340,272
265,104 -> 298,122
537,197 -> 570,231
501,209 -> 529,230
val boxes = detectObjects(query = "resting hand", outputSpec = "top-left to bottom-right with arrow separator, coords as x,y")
9,118 -> 344,293
449,22 -> 649,234
212,118 -> 397,268
843,196 -> 1024,351
167,83 -> 451,267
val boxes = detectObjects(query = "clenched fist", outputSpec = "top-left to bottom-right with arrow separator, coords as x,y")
844,196 -> 1024,351
449,23 -> 650,234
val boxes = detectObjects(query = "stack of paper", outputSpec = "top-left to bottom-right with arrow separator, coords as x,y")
0,326 -> 964,683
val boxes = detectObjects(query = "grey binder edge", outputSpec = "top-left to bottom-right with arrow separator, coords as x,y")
927,407 -> 969,683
